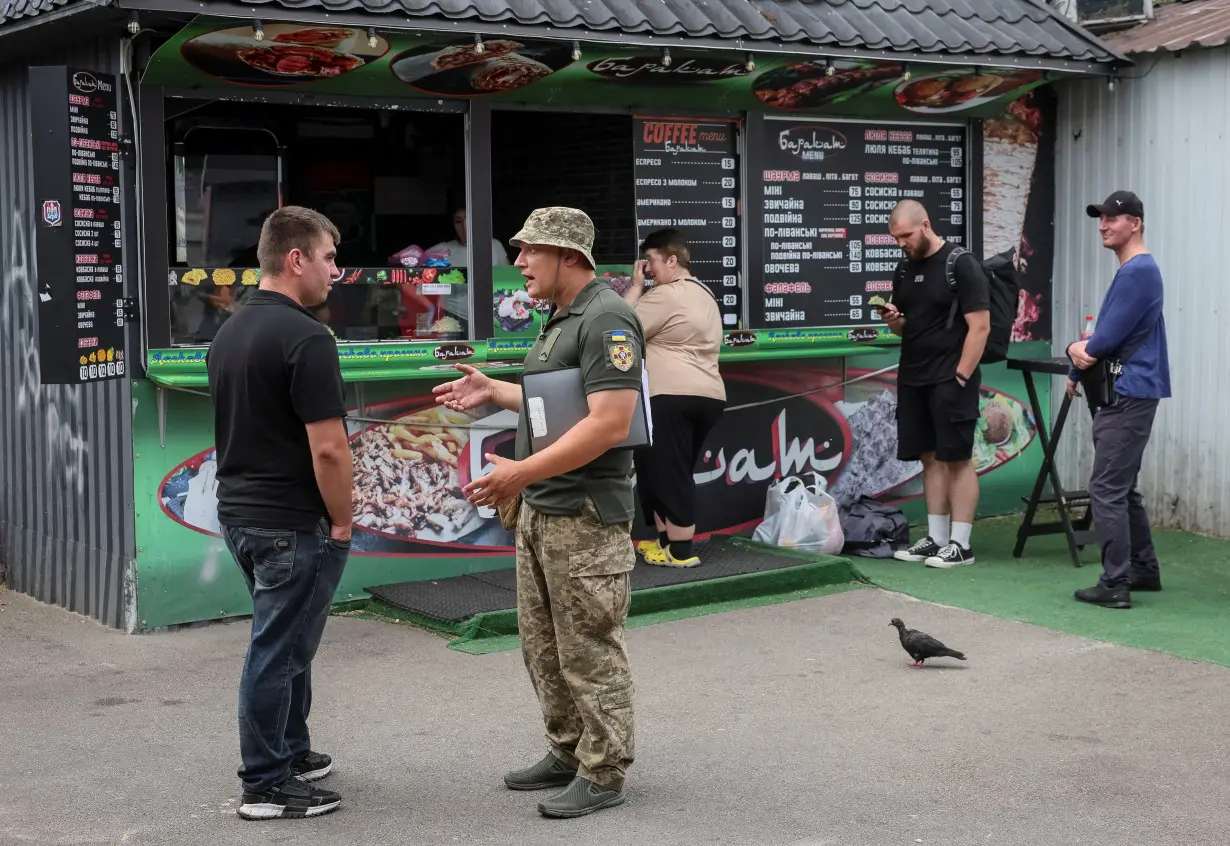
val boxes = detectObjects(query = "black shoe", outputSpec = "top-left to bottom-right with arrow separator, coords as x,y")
238,776 -> 341,820
537,777 -> 626,819
504,752 -> 578,791
924,542 -> 976,569
1074,584 -> 1131,609
1130,576 -> 1162,592
894,536 -> 942,562
290,751 -> 333,782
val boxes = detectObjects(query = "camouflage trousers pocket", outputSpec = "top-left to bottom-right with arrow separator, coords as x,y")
597,682 -> 634,713
567,537 -> 635,579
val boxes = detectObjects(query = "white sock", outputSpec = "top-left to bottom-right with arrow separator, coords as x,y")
927,514 -> 951,546
951,522 -> 973,549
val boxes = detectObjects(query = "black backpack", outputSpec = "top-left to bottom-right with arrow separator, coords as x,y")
893,246 -> 1021,365
945,247 -> 1020,364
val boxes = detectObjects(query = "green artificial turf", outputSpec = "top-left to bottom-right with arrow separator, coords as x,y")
854,515 -> 1230,667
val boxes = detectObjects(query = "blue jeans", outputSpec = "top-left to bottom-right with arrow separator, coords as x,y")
222,519 -> 350,792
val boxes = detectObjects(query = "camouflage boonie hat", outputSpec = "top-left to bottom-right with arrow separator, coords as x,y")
510,207 -> 596,268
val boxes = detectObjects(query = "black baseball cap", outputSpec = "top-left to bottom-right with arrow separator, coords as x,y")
1086,190 -> 1144,220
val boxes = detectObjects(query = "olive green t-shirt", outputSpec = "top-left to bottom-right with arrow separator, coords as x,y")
515,278 -> 645,524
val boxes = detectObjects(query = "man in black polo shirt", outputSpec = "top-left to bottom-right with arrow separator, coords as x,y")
207,206 -> 353,820
882,200 -> 990,568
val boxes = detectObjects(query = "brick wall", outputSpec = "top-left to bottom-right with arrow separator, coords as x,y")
491,112 -> 635,263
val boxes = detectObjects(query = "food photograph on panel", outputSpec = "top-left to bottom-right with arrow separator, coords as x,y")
179,24 -> 390,86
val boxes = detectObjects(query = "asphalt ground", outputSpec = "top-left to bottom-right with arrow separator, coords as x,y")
1,584 -> 1226,846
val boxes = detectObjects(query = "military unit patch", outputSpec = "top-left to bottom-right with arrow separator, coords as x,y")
603,328 -> 637,372
608,343 -> 634,372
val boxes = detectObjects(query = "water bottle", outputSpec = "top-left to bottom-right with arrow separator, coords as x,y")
1080,315 -> 1094,340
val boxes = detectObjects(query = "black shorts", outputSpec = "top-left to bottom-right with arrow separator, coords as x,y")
896,373 -> 981,463
633,394 -> 725,527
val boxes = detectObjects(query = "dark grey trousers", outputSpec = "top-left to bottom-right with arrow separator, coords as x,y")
1089,395 -> 1161,589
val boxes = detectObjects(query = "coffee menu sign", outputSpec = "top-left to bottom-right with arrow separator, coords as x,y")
29,66 -> 126,384
755,118 -> 967,328
633,117 -> 741,328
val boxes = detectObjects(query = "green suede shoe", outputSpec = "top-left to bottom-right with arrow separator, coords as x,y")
537,777 -> 626,818
503,753 -> 578,791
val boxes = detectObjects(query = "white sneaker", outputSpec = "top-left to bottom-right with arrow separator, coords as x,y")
924,542 -> 976,568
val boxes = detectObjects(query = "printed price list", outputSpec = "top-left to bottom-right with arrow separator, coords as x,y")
633,118 -> 742,327
757,119 -> 967,328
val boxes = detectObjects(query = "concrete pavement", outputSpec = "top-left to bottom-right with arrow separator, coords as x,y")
1,584 -> 1227,846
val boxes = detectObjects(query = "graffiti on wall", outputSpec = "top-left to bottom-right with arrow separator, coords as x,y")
1,210 -> 89,496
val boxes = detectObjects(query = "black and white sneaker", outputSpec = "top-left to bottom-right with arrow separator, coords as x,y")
238,776 -> 341,821
924,542 -> 976,569
893,536 -> 943,562
290,751 -> 333,782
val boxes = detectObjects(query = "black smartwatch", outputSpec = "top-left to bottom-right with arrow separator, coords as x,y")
955,371 -> 969,386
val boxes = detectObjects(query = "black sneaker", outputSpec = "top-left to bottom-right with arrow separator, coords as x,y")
893,536 -> 942,562
238,776 -> 341,820
1075,584 -> 1131,609
537,776 -> 626,819
924,542 -> 976,569
1130,574 -> 1162,592
504,752 -> 578,791
290,751 -> 332,782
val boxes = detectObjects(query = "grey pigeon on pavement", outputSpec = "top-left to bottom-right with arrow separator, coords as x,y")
889,617 -> 967,668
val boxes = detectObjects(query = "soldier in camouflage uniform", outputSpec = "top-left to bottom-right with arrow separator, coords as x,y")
433,207 -> 643,818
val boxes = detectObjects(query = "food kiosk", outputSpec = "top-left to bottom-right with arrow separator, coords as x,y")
19,10 -> 1120,629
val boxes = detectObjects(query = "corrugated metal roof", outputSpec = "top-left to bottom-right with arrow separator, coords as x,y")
30,0 -> 1117,64
1102,0 -> 1230,54
0,0 -> 70,26
227,0 -> 1119,61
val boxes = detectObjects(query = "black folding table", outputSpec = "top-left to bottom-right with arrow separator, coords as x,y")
1006,356 -> 1096,567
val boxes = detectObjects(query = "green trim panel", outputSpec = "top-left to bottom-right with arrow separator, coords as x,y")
145,332 -> 900,387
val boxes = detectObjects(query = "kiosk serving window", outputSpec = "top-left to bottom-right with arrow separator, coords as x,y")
165,100 -> 471,346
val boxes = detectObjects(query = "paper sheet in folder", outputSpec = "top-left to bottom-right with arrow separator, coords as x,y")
522,366 -> 653,454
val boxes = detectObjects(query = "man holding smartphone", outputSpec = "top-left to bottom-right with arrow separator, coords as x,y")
882,200 -> 991,568
208,207 -> 353,820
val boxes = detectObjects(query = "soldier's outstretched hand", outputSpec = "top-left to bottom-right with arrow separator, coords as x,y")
433,364 -> 493,412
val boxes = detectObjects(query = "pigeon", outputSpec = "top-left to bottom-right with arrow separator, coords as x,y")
889,618 -> 966,668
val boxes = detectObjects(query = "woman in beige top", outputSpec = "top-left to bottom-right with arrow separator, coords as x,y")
621,229 -> 726,568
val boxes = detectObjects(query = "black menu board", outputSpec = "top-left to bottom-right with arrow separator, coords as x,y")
756,118 -> 967,328
29,66 -> 126,385
633,117 -> 741,328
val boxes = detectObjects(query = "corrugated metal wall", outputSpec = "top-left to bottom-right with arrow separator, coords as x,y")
1054,49 -> 1229,537
0,35 -> 137,628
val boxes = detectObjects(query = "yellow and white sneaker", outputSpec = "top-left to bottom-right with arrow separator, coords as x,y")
642,544 -> 701,569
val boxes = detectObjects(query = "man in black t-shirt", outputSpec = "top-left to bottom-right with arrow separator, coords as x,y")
880,200 -> 990,568
207,206 -> 352,821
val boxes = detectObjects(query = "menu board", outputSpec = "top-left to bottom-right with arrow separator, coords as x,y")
633,117 -> 741,328
756,118 -> 967,328
29,66 -> 126,384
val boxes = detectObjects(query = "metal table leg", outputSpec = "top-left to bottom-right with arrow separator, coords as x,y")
1013,372 -> 1090,567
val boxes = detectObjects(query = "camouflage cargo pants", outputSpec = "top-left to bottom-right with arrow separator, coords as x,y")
515,498 -> 636,791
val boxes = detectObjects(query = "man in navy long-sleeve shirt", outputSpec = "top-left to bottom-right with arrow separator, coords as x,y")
1065,190 -> 1170,609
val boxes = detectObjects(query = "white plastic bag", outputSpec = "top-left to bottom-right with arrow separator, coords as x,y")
752,472 -> 845,555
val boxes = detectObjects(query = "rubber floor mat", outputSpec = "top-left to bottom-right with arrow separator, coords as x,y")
366,537 -> 819,623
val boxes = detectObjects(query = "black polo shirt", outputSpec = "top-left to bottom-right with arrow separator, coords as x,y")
207,289 -> 347,530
